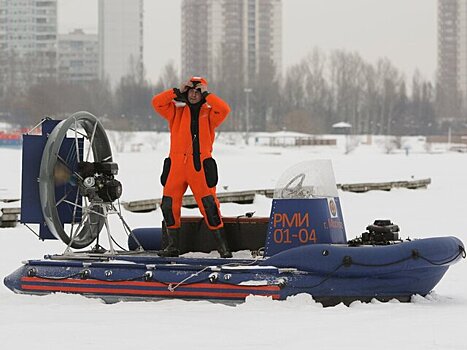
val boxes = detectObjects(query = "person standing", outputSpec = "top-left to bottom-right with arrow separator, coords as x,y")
152,77 -> 232,258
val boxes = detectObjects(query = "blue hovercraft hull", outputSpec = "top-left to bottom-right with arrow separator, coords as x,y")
4,236 -> 464,306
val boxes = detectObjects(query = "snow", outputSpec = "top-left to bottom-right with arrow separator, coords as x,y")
1,134 -> 467,349
332,121 -> 352,128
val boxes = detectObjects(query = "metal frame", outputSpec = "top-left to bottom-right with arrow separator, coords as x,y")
39,111 -> 112,249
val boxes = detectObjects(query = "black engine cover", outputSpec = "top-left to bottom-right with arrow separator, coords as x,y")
97,179 -> 122,202
363,220 -> 400,243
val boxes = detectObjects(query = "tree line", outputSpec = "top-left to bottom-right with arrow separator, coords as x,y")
0,47 -> 456,135
213,47 -> 439,136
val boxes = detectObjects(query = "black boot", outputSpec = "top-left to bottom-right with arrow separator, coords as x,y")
212,228 -> 232,258
157,228 -> 180,257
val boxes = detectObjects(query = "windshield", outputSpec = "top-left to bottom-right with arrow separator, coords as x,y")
274,159 -> 339,199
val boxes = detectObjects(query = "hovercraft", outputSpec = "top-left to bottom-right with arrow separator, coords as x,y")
4,112 -> 465,306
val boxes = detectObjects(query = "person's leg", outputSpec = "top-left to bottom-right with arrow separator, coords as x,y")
188,166 -> 223,229
159,157 -> 188,257
188,159 -> 232,258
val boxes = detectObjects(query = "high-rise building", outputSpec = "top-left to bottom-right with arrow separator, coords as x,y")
98,0 -> 143,88
181,0 -> 210,80
437,0 -> 467,119
457,0 -> 467,112
181,0 -> 282,85
0,0 -> 58,89
58,29 -> 99,83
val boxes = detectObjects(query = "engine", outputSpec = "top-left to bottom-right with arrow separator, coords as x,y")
349,219 -> 402,246
77,161 -> 122,202
363,219 -> 400,243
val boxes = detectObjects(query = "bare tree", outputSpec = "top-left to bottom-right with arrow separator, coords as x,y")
114,58 -> 154,130
157,61 -> 179,90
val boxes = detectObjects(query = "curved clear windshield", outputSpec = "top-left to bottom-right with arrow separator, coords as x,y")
274,160 -> 338,199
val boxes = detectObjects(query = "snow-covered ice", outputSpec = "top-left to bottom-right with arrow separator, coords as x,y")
0,134 -> 466,349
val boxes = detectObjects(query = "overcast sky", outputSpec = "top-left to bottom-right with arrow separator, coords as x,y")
58,0 -> 437,83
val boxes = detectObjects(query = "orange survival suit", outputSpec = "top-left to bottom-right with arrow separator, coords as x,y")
152,78 -> 230,231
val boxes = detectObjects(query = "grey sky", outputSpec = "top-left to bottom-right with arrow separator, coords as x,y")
58,0 -> 437,83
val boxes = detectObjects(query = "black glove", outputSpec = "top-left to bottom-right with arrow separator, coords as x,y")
173,88 -> 187,103
196,84 -> 210,98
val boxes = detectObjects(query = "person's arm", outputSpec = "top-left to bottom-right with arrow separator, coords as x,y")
205,93 -> 231,128
196,83 -> 230,128
152,89 -> 178,122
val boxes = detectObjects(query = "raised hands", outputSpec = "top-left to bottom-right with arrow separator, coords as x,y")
180,80 -> 193,93
196,84 -> 208,94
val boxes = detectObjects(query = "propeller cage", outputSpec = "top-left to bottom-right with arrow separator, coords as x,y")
39,112 -> 116,249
